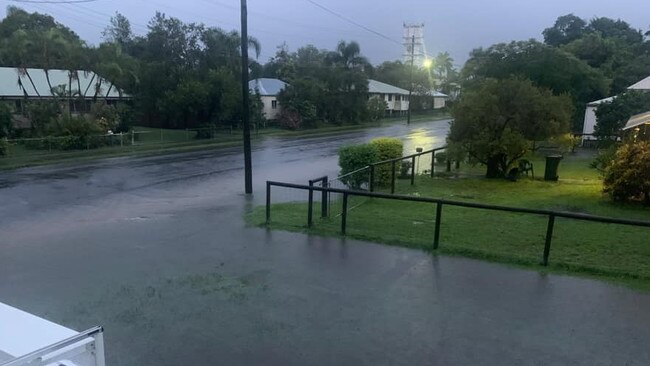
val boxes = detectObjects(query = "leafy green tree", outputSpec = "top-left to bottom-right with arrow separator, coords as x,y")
461,40 -> 608,131
543,14 -> 587,47
449,78 -> 573,178
594,91 -> 650,139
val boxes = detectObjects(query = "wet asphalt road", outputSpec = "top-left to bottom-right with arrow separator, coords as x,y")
1,119 -> 650,365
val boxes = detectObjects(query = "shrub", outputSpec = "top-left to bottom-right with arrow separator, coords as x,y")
435,151 -> 448,164
603,142 -> 650,205
590,144 -> 619,175
0,138 -> 7,156
90,102 -> 119,132
338,143 -> 377,189
371,137 -> 403,186
367,96 -> 387,121
0,103 -> 13,139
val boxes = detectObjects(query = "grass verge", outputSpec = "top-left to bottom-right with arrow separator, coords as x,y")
0,112 -> 449,170
248,154 -> 650,291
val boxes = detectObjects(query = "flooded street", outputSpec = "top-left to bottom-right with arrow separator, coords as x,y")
1,119 -> 649,365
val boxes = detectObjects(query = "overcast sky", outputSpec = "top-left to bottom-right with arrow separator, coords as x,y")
2,0 -> 650,67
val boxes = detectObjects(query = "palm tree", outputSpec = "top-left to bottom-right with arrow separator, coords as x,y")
39,29 -> 69,94
327,41 -> 369,69
8,30 -> 41,97
434,52 -> 454,80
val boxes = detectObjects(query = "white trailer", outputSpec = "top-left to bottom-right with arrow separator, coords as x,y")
0,302 -> 105,366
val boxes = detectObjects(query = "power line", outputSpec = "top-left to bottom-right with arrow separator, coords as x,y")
304,0 -> 402,46
10,0 -> 100,4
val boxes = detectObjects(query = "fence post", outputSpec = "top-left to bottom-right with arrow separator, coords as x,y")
433,202 -> 442,249
411,156 -> 416,185
265,182 -> 271,224
431,150 -> 435,177
341,192 -> 348,235
542,214 -> 556,266
307,184 -> 314,228
446,159 -> 451,172
321,176 -> 328,218
369,165 -> 375,192
120,132 -> 123,147
391,160 -> 396,194
131,130 -> 135,146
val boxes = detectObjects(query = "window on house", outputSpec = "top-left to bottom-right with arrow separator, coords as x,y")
271,100 -> 278,109
388,94 -> 392,101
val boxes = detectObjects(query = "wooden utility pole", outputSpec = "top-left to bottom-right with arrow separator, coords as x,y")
407,34 -> 415,125
240,0 -> 253,194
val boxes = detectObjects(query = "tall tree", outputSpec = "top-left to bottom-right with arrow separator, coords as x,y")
449,78 -> 573,178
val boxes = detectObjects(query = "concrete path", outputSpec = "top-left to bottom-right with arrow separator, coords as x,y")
1,120 -> 649,365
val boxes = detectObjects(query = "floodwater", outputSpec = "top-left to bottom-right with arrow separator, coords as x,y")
1,119 -> 649,365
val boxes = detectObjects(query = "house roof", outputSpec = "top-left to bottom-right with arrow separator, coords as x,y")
249,78 -> 287,96
628,76 -> 650,91
586,96 -> 616,106
0,67 -> 126,99
623,111 -> 650,130
368,79 -> 409,95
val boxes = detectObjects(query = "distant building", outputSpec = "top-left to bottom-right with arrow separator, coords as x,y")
0,67 -> 129,129
248,78 -> 288,120
417,89 -> 448,110
368,79 -> 410,116
623,111 -> 650,141
581,96 -> 616,143
581,75 -> 650,144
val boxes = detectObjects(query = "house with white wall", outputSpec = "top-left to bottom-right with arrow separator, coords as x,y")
581,75 -> 650,144
368,79 -> 410,116
248,78 -> 287,120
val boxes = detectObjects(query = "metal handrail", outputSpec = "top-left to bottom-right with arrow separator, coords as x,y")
265,180 -> 650,267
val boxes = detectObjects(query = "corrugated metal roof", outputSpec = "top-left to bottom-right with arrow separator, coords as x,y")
368,79 -> 409,95
628,76 -> 650,91
248,78 -> 287,96
623,111 -> 650,130
0,67 -> 126,99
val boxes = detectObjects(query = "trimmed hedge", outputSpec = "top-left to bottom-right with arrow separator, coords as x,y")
370,137 -> 403,186
338,143 -> 377,189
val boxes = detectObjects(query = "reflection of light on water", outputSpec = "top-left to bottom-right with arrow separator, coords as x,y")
401,128 -> 446,174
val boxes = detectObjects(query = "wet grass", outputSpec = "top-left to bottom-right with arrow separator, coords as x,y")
248,154 -> 650,291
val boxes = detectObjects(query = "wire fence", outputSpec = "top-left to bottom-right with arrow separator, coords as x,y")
0,125 -> 263,163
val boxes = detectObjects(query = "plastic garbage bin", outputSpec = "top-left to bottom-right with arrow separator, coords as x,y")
544,155 -> 563,181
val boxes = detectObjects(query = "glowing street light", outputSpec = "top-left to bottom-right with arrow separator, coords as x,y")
423,58 -> 433,69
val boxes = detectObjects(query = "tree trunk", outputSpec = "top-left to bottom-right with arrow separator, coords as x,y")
44,69 -> 54,95
23,69 -> 41,98
485,154 -> 506,178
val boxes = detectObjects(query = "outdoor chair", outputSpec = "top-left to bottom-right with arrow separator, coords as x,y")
518,159 -> 534,179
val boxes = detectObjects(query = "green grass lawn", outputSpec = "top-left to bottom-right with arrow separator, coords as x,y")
249,153 -> 650,290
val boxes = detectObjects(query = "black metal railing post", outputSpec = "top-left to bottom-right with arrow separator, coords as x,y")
265,181 -> 271,224
542,214 -> 556,266
431,150 -> 435,177
411,156 -> 416,185
341,192 -> 349,235
307,185 -> 314,227
321,176 -> 328,218
434,202 -> 442,249
391,161 -> 396,194
369,165 -> 375,192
